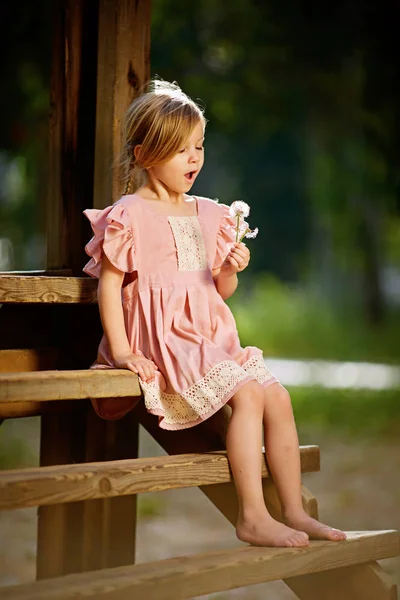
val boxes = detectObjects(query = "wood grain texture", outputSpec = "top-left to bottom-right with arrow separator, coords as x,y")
37,408 -> 88,579
0,369 -> 141,402
0,446 -> 320,510
80,409 -> 139,572
47,0 -> 98,273
2,531 -> 399,600
287,561 -> 398,600
94,0 -> 151,207
0,276 -> 97,303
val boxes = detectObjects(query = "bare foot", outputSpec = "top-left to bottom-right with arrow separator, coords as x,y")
236,513 -> 309,548
284,511 -> 347,542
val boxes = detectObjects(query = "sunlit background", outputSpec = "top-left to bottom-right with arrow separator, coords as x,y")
1,2 -> 399,598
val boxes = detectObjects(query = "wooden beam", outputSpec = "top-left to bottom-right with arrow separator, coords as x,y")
287,561 -> 398,600
37,407 -> 140,578
0,349 -> 57,373
0,276 -> 97,304
80,408 -> 139,572
0,446 -> 320,510
0,400 -> 85,420
2,531 -> 399,600
0,270 -> 73,276
0,369 -> 141,402
47,0 -> 98,273
94,0 -> 151,208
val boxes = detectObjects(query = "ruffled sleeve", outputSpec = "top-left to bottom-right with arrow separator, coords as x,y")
213,204 -> 237,270
82,202 -> 137,278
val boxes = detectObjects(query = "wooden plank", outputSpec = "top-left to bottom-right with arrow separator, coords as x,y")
0,400 -> 83,420
0,276 -> 97,304
94,0 -> 151,208
2,531 -> 399,600
0,349 -> 57,372
0,369 -> 141,402
0,445 -> 319,510
0,270 -> 73,276
287,561 -> 398,600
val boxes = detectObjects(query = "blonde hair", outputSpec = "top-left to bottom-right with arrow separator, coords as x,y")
120,79 -> 206,195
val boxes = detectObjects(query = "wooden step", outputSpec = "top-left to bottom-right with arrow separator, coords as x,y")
2,530 -> 399,600
0,369 -> 141,403
0,445 -> 319,510
0,275 -> 97,304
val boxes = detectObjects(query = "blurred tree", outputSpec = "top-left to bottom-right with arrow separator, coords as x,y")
0,3 -> 52,269
152,0 -> 400,322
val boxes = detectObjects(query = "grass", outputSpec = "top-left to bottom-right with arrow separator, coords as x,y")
229,274 -> 400,364
289,386 -> 400,437
0,437 -> 36,470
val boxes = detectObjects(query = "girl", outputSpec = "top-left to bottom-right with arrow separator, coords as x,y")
83,79 -> 346,548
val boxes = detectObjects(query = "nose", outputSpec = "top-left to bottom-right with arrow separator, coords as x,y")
189,148 -> 199,163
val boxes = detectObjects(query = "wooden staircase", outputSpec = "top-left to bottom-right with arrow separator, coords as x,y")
0,274 -> 399,599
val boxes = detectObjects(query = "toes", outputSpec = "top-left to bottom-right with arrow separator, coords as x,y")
325,528 -> 346,541
291,532 -> 308,547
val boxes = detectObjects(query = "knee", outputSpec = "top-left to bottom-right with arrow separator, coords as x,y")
264,384 -> 294,421
229,380 -> 265,414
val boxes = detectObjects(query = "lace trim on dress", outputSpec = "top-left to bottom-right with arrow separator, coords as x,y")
140,355 -> 275,426
168,216 -> 208,271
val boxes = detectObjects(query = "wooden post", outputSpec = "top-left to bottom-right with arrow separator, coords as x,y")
94,0 -> 151,208
46,0 -> 99,274
38,0 -> 151,579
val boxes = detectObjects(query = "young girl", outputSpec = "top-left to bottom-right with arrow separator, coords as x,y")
83,79 -> 346,548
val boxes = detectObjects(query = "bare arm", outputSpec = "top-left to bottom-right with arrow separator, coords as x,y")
212,268 -> 238,300
212,242 -> 250,301
97,255 -> 157,381
98,256 -> 131,359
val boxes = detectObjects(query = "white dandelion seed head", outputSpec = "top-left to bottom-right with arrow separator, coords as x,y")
245,227 -> 259,239
229,200 -> 250,218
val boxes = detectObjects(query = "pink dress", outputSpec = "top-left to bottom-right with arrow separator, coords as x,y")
83,194 -> 278,430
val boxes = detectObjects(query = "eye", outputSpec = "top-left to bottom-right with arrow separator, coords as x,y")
196,146 -> 204,151
179,148 -> 185,153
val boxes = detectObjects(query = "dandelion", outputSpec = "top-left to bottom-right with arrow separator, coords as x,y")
229,201 -> 250,219
244,227 -> 258,240
229,201 -> 259,242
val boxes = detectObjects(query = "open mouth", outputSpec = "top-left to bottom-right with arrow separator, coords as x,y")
184,171 -> 196,182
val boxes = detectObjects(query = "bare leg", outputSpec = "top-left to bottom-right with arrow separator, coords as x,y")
226,381 -> 309,547
263,383 -> 346,541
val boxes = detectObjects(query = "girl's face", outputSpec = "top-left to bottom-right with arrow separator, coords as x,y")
148,121 -> 205,194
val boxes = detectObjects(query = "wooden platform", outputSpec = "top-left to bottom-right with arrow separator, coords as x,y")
2,531 -> 398,600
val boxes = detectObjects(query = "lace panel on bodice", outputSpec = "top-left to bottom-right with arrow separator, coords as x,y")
168,216 -> 208,271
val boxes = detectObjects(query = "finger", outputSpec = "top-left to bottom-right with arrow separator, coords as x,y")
230,249 -> 246,261
144,365 -> 154,381
228,256 -> 240,270
137,365 -> 147,380
233,246 -> 249,258
126,362 -> 139,374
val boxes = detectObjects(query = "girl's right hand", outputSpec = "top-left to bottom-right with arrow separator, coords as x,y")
112,353 -> 158,383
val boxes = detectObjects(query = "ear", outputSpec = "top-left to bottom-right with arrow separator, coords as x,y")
133,144 -> 142,164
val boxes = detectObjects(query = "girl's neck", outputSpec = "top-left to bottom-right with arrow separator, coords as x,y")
137,185 -> 186,206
